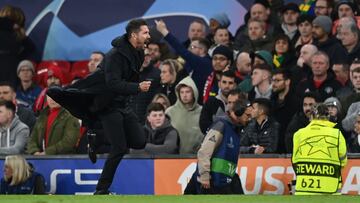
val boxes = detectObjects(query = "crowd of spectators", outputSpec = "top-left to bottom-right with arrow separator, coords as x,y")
0,0 -> 360,158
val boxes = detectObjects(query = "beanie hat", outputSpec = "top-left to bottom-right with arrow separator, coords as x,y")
250,50 -> 274,69
213,45 -> 234,64
337,0 -> 358,14
46,64 -> 64,85
210,13 -> 231,28
17,60 -> 35,75
313,15 -> 333,34
324,97 -> 342,112
281,2 -> 300,14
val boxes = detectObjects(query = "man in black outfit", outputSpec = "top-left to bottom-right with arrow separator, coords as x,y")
93,19 -> 151,194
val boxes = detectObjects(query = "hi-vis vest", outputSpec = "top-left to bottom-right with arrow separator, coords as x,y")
210,119 -> 240,187
292,119 -> 347,195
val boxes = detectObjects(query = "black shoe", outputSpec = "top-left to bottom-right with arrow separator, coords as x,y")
94,189 -> 110,195
87,130 -> 97,163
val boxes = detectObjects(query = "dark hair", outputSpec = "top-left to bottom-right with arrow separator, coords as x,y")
296,14 -> 314,26
0,100 -> 16,114
253,63 -> 272,73
233,99 -> 251,116
273,33 -> 293,54
272,69 -> 292,80
351,67 -> 360,74
0,81 -> 15,92
228,89 -> 247,100
91,51 -> 105,58
220,70 -> 236,80
252,98 -> 272,115
146,102 -> 165,115
303,91 -> 321,103
191,37 -> 210,50
126,19 -> 148,37
214,26 -> 229,35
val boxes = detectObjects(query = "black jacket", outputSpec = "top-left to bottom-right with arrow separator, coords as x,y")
313,37 -> 348,66
348,132 -> 360,153
284,112 -> 310,153
239,117 -> 280,153
199,96 -> 225,134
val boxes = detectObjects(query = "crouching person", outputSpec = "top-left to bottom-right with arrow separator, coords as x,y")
184,99 -> 252,194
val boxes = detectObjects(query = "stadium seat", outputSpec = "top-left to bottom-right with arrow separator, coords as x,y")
71,60 -> 90,80
36,60 -> 72,87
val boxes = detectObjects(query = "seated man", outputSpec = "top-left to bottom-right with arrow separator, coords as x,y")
131,102 -> 179,154
27,96 -> 80,155
348,112 -> 360,153
240,98 -> 280,154
0,100 -> 29,155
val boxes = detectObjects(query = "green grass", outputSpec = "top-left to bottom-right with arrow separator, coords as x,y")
0,195 -> 359,203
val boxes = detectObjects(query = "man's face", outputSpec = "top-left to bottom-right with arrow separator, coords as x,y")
272,73 -> 287,93
299,45 -> 315,65
227,94 -> 239,111
18,67 -> 33,82
339,28 -> 358,48
311,55 -> 329,77
351,71 -> 360,90
298,21 -> 312,37
212,54 -> 230,72
312,24 -> 327,40
315,0 -> 331,16
214,29 -> 230,46
179,86 -> 194,105
0,106 -> 12,126
283,10 -> 299,25
248,21 -> 265,41
147,110 -> 165,129
332,64 -> 349,81
354,115 -> 360,134
0,86 -> 15,101
189,40 -> 206,56
188,22 -> 205,40
88,53 -> 104,73
251,69 -> 267,86
218,76 -> 235,97
327,105 -> 338,117
147,43 -> 161,62
160,64 -> 175,84
251,103 -> 261,118
47,76 -> 61,87
230,107 -> 252,126
303,97 -> 316,118
250,4 -> 268,21
338,4 -> 354,18
275,39 -> 289,55
236,53 -> 251,75
134,25 -> 151,49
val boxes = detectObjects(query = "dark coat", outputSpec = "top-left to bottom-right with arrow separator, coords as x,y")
313,37 -> 348,66
348,132 -> 360,153
347,41 -> 360,64
284,111 -> 309,153
199,96 -> 225,134
239,117 -> 280,153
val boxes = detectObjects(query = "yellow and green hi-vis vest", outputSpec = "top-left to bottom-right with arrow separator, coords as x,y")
292,119 -> 347,195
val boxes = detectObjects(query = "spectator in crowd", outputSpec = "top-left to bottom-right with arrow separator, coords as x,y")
182,20 -> 207,49
271,69 -> 298,153
314,0 -> 334,17
166,76 -> 203,154
88,51 -> 104,73
207,12 -> 231,45
0,100 -> 29,155
226,89 -> 247,112
347,111 -> 360,153
285,92 -> 320,153
131,103 -> 179,154
341,63 -> 360,115
332,1 -> 360,35
312,15 -> 348,66
145,41 -> 162,68
337,17 -> 360,64
234,52 -> 251,84
293,44 -> 318,86
248,63 -> 273,102
199,70 -> 236,134
0,82 -> 36,131
324,97 -> 347,137
332,63 -> 351,88
155,19 -> 211,102
342,101 -> 360,133
151,93 -> 171,110
131,45 -> 161,124
295,14 -> 314,52
240,98 -> 280,154
184,99 -> 252,194
237,50 -> 273,94
280,3 -> 301,43
272,34 -> 297,70
208,27 -> 233,55
159,59 -> 183,105
33,64 -> 65,115
0,155 -> 45,194
15,60 -> 42,108
27,95 -> 80,155
296,51 -> 342,102
238,19 -> 274,53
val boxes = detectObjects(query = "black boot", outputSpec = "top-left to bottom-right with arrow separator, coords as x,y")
93,189 -> 110,195
87,129 -> 97,163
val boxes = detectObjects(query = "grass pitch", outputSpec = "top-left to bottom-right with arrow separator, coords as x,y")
0,195 -> 359,203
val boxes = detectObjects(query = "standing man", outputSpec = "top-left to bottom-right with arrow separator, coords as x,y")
292,103 -> 347,195
94,19 -> 151,194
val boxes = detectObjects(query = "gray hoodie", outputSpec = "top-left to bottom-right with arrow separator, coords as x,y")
0,115 -> 30,155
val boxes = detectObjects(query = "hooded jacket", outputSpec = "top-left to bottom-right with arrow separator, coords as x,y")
0,115 -> 29,155
166,76 -> 203,154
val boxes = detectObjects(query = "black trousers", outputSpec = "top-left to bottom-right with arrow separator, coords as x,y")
96,108 -> 145,191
